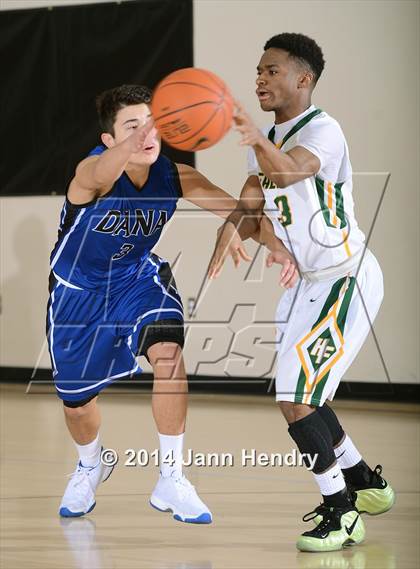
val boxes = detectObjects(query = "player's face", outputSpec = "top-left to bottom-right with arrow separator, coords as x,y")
256,48 -> 303,112
112,103 -> 161,166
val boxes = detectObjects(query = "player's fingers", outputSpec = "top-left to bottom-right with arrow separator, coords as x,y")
239,135 -> 253,146
233,123 -> 248,134
285,270 -> 298,288
291,270 -> 300,287
231,250 -> 241,268
208,251 -> 225,278
266,253 -> 274,268
207,260 -> 216,278
284,268 -> 298,288
282,263 -> 296,286
138,118 -> 154,140
209,259 -> 224,279
280,263 -> 297,287
211,265 -> 224,279
238,246 -> 252,262
233,99 -> 245,116
280,261 -> 295,286
279,259 -> 291,279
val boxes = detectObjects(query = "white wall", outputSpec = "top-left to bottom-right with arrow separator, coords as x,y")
193,0 -> 419,384
1,0 -> 418,384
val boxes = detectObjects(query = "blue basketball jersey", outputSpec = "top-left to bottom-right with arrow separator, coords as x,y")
50,147 -> 181,293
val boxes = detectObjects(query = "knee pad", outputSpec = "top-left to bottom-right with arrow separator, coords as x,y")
63,392 -> 98,408
288,411 -> 336,474
138,319 -> 184,360
317,403 -> 345,446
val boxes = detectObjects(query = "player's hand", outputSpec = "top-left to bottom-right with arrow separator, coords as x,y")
123,118 -> 155,154
266,249 -> 299,288
233,101 -> 265,147
208,222 -> 252,278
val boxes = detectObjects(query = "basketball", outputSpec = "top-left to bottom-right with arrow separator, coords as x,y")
151,67 -> 234,151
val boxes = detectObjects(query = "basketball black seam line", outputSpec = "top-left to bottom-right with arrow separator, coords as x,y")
154,100 -> 223,122
202,71 -> 227,93
155,80 -> 223,98
190,69 -> 226,92
215,82 -> 229,141
179,103 -> 220,144
195,68 -> 226,90
158,102 -> 223,146
173,104 -> 223,147
217,104 -> 227,142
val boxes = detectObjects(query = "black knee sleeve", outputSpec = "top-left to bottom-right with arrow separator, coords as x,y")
288,411 -> 336,474
317,403 -> 345,447
138,319 -> 184,360
63,392 -> 98,408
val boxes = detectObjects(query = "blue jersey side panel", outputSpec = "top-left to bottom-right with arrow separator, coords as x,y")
50,149 -> 181,293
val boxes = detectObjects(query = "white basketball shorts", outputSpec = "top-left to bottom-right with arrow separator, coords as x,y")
275,250 -> 383,406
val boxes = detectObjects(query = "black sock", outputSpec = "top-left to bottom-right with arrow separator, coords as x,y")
323,488 -> 352,508
342,459 -> 372,487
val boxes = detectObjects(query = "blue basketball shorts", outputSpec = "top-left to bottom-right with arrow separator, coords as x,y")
46,255 -> 184,402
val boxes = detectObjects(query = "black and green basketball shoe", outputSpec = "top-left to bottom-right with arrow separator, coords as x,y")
352,464 -> 395,515
297,504 -> 365,553
311,465 -> 395,525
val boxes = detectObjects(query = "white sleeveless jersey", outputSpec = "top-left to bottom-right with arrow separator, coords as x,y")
247,105 -> 365,272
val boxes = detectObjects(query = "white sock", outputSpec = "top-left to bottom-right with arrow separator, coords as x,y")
313,462 -> 346,496
334,434 -> 362,470
74,433 -> 101,468
158,432 -> 184,478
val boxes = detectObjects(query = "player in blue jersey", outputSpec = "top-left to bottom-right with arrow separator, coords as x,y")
47,84 -> 277,523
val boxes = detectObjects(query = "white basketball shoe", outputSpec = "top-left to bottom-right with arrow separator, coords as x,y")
59,457 -> 114,517
150,473 -> 212,524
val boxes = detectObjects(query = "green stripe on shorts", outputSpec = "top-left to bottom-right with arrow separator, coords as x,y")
311,277 -> 356,405
294,277 -> 355,405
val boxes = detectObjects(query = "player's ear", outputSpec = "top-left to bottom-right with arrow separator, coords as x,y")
298,71 -> 314,89
101,132 -> 115,148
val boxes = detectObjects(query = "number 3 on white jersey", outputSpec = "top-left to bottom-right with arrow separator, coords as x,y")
274,195 -> 293,227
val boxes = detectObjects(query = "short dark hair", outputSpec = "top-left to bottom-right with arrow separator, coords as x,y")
95,84 -> 152,134
264,33 -> 325,84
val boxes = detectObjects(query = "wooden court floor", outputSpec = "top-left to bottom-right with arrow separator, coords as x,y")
1,383 -> 419,569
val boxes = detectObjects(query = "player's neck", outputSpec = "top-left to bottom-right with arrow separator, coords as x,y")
125,164 -> 151,189
274,99 -> 312,125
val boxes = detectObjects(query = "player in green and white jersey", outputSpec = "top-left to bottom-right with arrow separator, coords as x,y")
209,33 -> 395,553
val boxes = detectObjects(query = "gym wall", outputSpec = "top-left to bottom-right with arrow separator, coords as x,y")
0,0 -> 418,392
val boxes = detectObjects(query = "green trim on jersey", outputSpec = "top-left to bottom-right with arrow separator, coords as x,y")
293,276 -> 356,405
260,108 -> 323,190
268,108 -> 323,148
315,177 -> 347,229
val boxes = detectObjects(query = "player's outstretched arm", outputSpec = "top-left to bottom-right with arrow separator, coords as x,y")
234,103 -> 320,188
176,163 -> 238,219
68,120 -> 154,203
208,177 -> 298,287
207,175 -> 264,278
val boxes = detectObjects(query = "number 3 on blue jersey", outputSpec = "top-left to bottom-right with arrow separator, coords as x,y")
112,243 -> 134,261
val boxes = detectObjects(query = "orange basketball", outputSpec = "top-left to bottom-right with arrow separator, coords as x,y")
151,68 -> 234,151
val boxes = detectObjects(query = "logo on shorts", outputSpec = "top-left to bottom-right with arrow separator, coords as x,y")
309,334 -> 337,366
296,313 -> 345,387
